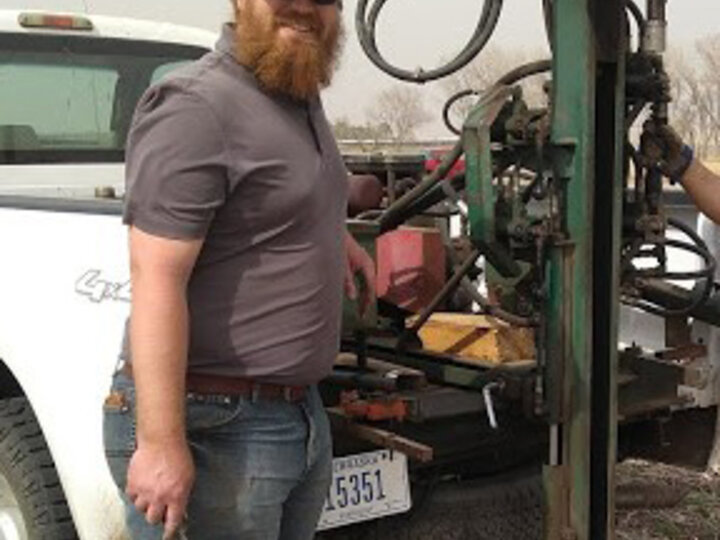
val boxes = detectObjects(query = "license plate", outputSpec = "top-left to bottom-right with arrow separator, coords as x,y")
317,449 -> 411,530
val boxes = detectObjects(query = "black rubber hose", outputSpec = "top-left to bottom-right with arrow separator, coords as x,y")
443,89 -> 480,135
355,0 -> 503,83
625,0 -> 646,45
495,59 -> 552,86
406,249 -> 483,337
399,173 -> 466,219
462,277 -> 537,326
623,217 -> 716,317
441,60 -> 552,135
378,138 -> 464,233
634,279 -> 720,326
632,238 -> 715,280
665,217 -> 716,283
667,217 -> 707,253
438,219 -> 536,327
542,0 -> 553,50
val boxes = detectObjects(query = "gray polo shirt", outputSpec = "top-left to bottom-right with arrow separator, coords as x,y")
122,25 -> 348,385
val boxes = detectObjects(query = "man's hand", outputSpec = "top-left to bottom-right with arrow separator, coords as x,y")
344,231 -> 376,317
640,121 -> 692,182
126,439 -> 195,539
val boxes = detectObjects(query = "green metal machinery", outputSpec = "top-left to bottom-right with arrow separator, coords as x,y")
333,1 -> 720,538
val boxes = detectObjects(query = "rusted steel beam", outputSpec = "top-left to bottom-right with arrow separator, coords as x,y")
327,408 -> 434,463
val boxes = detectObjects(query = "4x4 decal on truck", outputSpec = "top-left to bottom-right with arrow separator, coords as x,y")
75,270 -> 131,303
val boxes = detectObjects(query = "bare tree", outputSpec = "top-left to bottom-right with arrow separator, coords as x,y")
667,36 -> 720,158
331,116 -> 392,141
365,85 -> 432,142
695,35 -> 720,155
442,47 -> 531,96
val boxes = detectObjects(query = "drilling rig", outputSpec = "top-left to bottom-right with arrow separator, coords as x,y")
323,1 -> 720,539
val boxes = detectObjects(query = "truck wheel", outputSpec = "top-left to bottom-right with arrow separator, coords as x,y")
0,398 -> 77,540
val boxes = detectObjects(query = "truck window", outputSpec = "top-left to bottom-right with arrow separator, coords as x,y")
0,33 -> 208,165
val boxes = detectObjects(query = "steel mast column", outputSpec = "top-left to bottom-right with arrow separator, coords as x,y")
545,0 -> 595,536
590,2 -> 625,538
543,0 -> 624,538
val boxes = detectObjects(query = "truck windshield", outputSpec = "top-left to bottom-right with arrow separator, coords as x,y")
0,33 -> 208,165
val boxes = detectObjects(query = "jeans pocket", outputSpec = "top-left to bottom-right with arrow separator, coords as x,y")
102,388 -> 136,490
185,394 -> 246,432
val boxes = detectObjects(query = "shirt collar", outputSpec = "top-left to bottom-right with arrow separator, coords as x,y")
215,23 -> 236,59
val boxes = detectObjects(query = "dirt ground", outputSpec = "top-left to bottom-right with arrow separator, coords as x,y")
616,460 -> 720,540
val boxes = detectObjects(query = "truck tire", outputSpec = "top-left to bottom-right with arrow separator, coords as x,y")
321,468 -> 543,540
0,397 -> 77,540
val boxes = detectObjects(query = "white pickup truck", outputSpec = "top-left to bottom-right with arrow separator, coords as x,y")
0,10 -> 215,539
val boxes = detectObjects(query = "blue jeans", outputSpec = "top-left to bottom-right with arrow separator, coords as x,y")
103,372 -> 332,540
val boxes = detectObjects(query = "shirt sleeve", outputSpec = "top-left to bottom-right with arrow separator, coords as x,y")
123,84 -> 229,239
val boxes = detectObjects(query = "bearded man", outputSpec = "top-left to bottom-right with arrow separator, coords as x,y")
102,0 -> 375,538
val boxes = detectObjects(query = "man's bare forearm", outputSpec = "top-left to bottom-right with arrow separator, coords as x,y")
683,159 -> 720,224
130,274 -> 189,446
127,227 -> 202,447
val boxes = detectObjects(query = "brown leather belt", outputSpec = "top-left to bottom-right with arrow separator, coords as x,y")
121,363 -> 307,403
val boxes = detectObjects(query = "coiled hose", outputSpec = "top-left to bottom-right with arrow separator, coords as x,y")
623,217 -> 716,317
355,0 -> 503,83
442,60 -> 552,135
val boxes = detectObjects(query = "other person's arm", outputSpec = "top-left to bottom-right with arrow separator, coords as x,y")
679,159 -> 720,224
642,122 -> 720,223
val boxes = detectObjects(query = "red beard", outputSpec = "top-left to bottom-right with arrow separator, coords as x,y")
235,4 -> 343,100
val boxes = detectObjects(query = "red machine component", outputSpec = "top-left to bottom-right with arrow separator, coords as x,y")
376,227 -> 446,313
424,147 -> 466,178
339,391 -> 408,422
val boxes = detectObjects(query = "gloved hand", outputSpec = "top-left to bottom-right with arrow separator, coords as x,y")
640,121 -> 694,183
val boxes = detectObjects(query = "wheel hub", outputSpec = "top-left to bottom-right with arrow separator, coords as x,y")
0,471 -> 28,540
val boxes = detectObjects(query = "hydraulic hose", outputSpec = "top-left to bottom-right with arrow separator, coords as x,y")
442,60 -> 552,135
665,217 -> 716,283
542,0 -> 553,50
355,0 -> 503,83
495,59 -> 552,86
461,276 -> 537,327
398,173 -> 466,220
437,219 -> 536,327
378,137 -> 464,233
622,217 -> 716,317
625,0 -> 647,43
443,89 -> 480,136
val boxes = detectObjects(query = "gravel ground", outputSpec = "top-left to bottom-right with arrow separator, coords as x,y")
616,459 -> 720,540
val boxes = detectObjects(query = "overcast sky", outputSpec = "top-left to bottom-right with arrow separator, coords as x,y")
5,0 -> 720,136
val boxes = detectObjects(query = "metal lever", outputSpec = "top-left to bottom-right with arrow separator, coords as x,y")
482,381 -> 504,429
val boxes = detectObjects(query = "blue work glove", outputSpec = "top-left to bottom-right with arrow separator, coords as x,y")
640,121 -> 694,184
